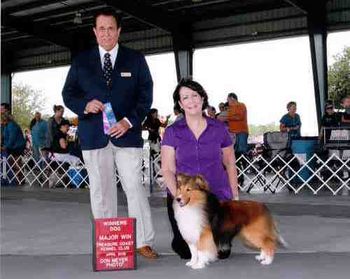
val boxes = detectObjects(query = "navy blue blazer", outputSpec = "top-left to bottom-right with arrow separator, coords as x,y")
62,45 -> 153,150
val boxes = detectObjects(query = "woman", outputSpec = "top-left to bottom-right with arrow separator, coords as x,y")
1,113 -> 26,184
161,79 -> 239,259
46,105 -> 66,150
52,119 -> 81,166
280,101 -> 301,139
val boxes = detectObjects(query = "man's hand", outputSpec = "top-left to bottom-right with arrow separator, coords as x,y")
109,119 -> 131,138
85,99 -> 104,114
217,115 -> 227,122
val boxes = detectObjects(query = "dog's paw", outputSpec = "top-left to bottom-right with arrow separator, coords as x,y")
191,262 -> 205,269
186,260 -> 196,267
255,254 -> 264,261
260,256 -> 273,265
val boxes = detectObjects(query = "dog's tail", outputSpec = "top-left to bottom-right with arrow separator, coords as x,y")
277,233 -> 288,249
272,220 -> 288,249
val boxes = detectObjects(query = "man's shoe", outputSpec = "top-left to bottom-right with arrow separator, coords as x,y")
136,246 -> 159,259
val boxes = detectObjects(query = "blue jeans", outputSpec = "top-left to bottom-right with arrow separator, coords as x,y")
234,133 -> 248,154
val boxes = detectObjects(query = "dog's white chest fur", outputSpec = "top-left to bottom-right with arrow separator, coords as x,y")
173,203 -> 206,244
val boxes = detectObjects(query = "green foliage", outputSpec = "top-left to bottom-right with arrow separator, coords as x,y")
249,122 -> 279,137
12,83 -> 47,130
328,47 -> 350,106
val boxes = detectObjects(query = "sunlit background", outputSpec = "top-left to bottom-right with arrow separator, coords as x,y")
12,30 -> 350,138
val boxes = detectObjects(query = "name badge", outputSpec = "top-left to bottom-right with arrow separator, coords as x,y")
120,72 -> 132,77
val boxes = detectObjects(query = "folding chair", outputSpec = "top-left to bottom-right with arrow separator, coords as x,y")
261,131 -> 295,193
321,127 -> 350,191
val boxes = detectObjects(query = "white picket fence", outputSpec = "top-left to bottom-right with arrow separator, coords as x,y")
1,149 -> 349,195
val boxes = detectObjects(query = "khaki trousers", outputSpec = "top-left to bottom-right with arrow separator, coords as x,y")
82,142 -> 155,248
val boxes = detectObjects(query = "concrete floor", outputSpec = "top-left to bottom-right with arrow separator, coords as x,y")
1,185 -> 350,279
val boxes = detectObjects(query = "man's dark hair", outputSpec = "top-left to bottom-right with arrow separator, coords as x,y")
93,8 -> 122,28
173,78 -> 209,113
1,103 -> 11,111
227,93 -> 238,101
53,105 -> 64,112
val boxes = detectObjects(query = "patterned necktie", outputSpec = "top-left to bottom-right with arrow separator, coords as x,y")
103,52 -> 112,87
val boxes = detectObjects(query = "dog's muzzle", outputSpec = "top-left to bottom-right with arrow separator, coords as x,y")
175,197 -> 185,207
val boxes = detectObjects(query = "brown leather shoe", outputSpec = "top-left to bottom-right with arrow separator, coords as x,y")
136,246 -> 159,259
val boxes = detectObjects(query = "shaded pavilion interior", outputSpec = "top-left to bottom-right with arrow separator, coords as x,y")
1,0 -> 350,125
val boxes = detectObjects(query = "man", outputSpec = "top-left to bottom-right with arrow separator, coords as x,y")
1,103 -> 10,114
226,93 -> 249,156
30,112 -> 48,162
340,95 -> 350,126
62,9 -> 158,259
1,103 -> 11,148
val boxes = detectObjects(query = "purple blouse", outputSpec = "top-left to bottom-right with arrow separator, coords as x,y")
162,117 -> 233,200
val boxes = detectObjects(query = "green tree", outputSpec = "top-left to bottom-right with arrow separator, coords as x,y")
249,122 -> 279,137
12,83 -> 47,130
328,46 -> 350,106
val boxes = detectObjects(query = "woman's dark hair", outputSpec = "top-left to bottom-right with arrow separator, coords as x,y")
173,79 -> 209,113
287,101 -> 296,110
93,8 -> 122,28
145,108 -> 158,122
53,105 -> 64,112
149,108 -> 158,115
59,119 -> 70,128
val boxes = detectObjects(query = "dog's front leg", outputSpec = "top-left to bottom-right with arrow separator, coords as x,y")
186,244 -> 198,267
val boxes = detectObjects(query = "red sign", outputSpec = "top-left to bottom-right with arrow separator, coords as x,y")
93,217 -> 136,271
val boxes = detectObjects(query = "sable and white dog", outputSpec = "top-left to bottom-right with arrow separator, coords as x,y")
173,174 -> 287,269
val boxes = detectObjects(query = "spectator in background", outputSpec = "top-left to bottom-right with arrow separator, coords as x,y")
319,102 -> 340,143
339,95 -> 350,195
1,112 -> 26,184
24,128 -> 32,155
143,108 -> 170,154
340,95 -> 350,126
46,105 -> 66,150
30,112 -> 48,161
2,113 -> 26,156
280,101 -> 301,139
1,103 -> 10,114
218,102 -> 225,113
52,119 -> 80,165
1,103 -> 11,148
173,105 -> 183,122
217,102 -> 229,126
207,105 -> 217,118
225,93 -> 249,156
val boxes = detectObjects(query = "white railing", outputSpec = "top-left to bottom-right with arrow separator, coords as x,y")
1,150 -> 349,195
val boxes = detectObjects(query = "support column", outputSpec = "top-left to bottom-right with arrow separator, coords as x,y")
1,50 -> 13,110
307,1 -> 328,128
1,74 -> 12,106
173,28 -> 193,82
174,49 -> 193,82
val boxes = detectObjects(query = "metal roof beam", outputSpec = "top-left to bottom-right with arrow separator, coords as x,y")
27,3 -> 107,21
283,0 -> 308,14
2,0 -> 62,15
104,0 -> 193,51
105,0 -> 177,33
284,0 -> 329,15
1,14 -> 71,48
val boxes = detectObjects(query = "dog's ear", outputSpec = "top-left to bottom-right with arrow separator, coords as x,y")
194,175 -> 209,191
176,173 -> 187,187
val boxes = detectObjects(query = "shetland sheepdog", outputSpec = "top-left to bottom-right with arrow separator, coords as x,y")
173,173 -> 287,269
